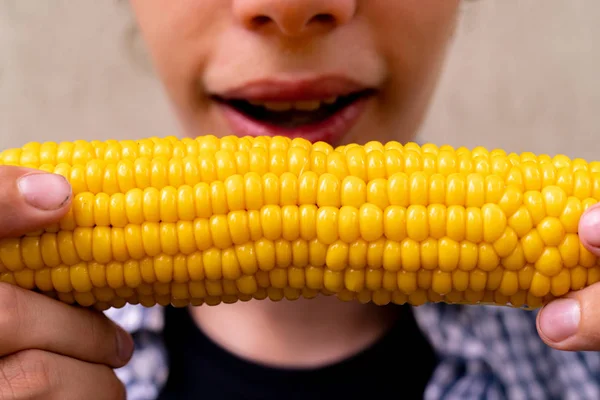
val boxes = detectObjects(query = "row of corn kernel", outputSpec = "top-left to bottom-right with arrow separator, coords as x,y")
1,135 -> 322,168
2,245 -> 599,299
35,286 -> 538,310
60,188 -> 515,235
6,138 -> 600,187
6,133 -> 599,171
4,260 -> 581,310
59,173 -> 535,223
2,274 -> 565,311
7,135 -> 600,183
399,143 -> 600,174
1,135 -> 294,167
70,181 -> 597,231
25,150 -> 402,194
6,148 -> 600,206
24,150 -> 523,195
1,135 -> 412,167
40,150 -> 600,196
0,135 -> 502,166
36,287 -> 359,310
35,174 -> 600,238
0,221 -> 529,270
4,214 -> 598,273
37,286 -> 553,311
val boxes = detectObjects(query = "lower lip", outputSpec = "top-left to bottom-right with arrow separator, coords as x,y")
216,96 -> 371,145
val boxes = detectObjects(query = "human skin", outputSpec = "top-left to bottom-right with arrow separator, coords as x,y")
125,0 -> 600,362
0,2 -> 466,395
0,168 -> 132,398
1,2 -> 600,397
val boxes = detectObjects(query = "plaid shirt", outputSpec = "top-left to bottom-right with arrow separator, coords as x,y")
106,303 -> 600,400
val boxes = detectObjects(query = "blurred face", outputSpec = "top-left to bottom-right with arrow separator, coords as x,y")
129,0 -> 461,146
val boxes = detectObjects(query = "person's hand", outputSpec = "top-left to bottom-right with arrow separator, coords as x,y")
0,166 -> 133,399
537,202 -> 600,351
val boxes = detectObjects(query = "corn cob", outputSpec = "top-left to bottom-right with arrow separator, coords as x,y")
0,135 -> 599,311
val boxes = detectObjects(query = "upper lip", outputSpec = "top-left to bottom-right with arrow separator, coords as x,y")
212,76 -> 373,102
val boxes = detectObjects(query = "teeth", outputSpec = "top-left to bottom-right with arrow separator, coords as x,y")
247,97 -> 339,112
294,101 -> 322,111
264,102 -> 292,111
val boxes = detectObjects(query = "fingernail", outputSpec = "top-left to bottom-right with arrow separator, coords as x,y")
581,207 -> 600,248
17,173 -> 72,210
540,298 -> 581,342
116,327 -> 134,363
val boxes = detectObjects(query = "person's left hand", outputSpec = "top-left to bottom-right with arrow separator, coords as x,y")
537,202 -> 600,351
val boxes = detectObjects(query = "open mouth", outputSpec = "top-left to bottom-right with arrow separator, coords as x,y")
209,76 -> 377,143
212,89 -> 374,130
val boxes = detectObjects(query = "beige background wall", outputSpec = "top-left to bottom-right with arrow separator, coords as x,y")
1,1 -> 598,160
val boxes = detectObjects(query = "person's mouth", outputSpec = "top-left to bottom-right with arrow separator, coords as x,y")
210,77 -> 376,144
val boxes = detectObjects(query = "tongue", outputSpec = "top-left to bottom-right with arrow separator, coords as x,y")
226,97 -> 348,129
245,106 -> 337,128
260,109 -> 336,128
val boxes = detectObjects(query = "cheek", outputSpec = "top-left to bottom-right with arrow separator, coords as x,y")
346,1 -> 460,144
129,1 -> 226,87
377,1 -> 458,71
371,1 -> 459,105
365,1 -> 457,64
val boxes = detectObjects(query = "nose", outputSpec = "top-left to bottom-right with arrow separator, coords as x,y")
233,0 -> 357,36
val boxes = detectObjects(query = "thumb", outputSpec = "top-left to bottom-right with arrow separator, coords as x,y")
578,202 -> 600,256
535,202 -> 600,351
0,166 -> 72,237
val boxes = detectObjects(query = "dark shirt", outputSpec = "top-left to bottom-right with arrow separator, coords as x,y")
158,303 -> 438,400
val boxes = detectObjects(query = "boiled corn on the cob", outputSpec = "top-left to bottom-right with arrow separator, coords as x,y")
0,135 -> 599,311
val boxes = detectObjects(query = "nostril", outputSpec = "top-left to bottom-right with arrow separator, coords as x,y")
250,14 -> 333,30
251,15 -> 271,27
310,14 -> 335,24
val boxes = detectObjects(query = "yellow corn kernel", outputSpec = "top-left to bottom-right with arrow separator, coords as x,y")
0,135 -> 598,311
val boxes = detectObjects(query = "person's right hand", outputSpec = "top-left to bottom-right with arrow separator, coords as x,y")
0,166 -> 134,399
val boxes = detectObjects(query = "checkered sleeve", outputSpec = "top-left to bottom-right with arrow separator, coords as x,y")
414,304 -> 600,400
105,305 -> 169,400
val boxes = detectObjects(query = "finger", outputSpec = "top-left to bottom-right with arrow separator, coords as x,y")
0,349 -> 126,400
578,202 -> 600,256
0,166 -> 72,237
536,283 -> 600,351
0,283 -> 134,368
537,203 -> 600,351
